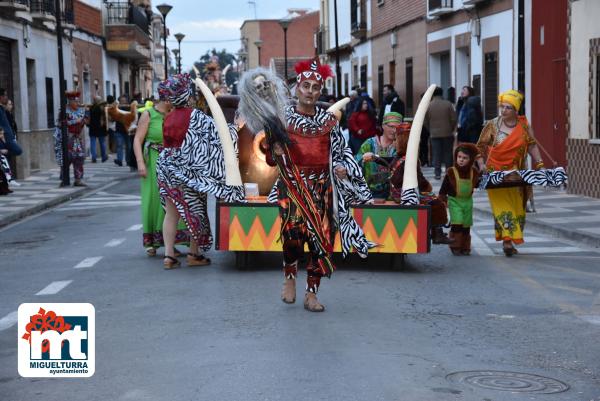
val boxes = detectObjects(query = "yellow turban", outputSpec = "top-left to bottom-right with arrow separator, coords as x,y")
498,90 -> 523,111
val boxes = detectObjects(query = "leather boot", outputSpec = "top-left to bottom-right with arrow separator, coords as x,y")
281,278 -> 296,304
449,229 -> 463,255
303,292 -> 325,312
281,262 -> 297,304
432,226 -> 453,244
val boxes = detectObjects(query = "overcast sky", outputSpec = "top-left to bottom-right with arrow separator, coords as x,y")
161,0 -> 319,71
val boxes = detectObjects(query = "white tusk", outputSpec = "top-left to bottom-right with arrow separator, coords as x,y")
326,97 -> 350,121
402,84 -> 436,191
194,76 -> 243,186
222,64 -> 231,79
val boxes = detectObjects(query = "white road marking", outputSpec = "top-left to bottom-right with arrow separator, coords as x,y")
470,230 -> 495,256
515,246 -> 584,254
579,315 -> 600,326
36,280 -> 73,295
105,238 -> 126,247
546,284 -> 594,296
0,311 -> 18,331
127,224 -> 143,231
74,256 -> 103,269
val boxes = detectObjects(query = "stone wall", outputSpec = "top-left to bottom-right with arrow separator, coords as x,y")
566,138 -> 600,198
15,129 -> 57,179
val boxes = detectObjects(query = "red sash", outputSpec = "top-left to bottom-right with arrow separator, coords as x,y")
487,118 -> 529,171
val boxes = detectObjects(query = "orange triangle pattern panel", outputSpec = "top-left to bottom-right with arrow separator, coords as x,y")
228,215 -> 283,251
361,216 -> 418,253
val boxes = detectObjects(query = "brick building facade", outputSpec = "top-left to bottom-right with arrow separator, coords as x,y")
240,10 -> 319,79
370,0 -> 427,117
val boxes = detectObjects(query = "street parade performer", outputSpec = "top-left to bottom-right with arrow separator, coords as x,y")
438,143 -> 480,255
64,91 -> 87,186
132,87 -> 189,257
389,111 -> 452,245
238,62 -> 374,312
156,73 -> 244,269
476,90 -> 567,257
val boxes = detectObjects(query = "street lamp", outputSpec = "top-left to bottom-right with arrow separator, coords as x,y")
156,3 -> 172,79
254,39 -> 263,67
174,32 -> 185,74
279,17 -> 291,82
172,49 -> 180,75
55,0 -> 69,186
333,0 -> 341,97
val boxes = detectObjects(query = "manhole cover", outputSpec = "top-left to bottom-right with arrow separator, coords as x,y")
446,371 -> 569,394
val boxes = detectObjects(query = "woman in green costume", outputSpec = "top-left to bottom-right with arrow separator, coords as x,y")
133,96 -> 189,256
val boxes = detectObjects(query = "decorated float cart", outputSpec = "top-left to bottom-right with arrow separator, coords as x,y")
208,87 -> 443,269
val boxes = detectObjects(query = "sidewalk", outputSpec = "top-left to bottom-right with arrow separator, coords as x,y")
423,167 -> 600,249
0,156 -> 136,228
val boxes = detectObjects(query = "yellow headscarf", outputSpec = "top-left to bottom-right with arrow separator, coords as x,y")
498,90 -> 523,111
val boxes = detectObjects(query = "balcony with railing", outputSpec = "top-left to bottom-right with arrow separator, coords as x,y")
104,1 -> 151,62
0,0 -> 29,11
28,0 -> 73,24
428,0 -> 453,17
350,0 -> 367,40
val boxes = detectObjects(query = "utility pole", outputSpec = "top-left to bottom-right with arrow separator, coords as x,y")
55,0 -> 69,186
334,0 -> 341,97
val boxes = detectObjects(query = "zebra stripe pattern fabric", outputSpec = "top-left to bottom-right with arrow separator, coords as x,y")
479,167 -> 568,190
157,109 -> 245,250
400,187 -> 419,206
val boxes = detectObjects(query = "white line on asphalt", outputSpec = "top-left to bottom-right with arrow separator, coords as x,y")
470,229 -> 495,256
0,311 -> 18,331
579,315 -> 600,326
74,257 -> 103,269
36,280 -> 73,295
515,246 -> 584,254
546,284 -> 594,296
105,238 -> 126,247
127,224 -> 143,231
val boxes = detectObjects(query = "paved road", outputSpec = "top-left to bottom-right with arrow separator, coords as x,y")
1,178 -> 600,401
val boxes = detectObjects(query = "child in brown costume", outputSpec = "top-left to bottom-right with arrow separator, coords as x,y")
439,143 -> 480,255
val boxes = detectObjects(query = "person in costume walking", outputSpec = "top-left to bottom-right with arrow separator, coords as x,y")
356,111 -> 401,199
439,143 -> 480,255
476,90 -> 544,256
65,91 -> 87,186
133,89 -> 189,257
157,74 -> 244,270
238,63 -> 374,312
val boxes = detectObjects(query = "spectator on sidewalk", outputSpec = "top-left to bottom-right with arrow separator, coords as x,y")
105,95 -> 117,154
88,95 -> 108,163
0,128 -> 14,195
378,84 -> 405,127
347,99 -> 378,154
425,86 -> 457,179
113,95 -> 131,167
456,86 -> 483,144
0,88 -> 22,158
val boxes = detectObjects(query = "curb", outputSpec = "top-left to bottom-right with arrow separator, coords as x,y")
0,174 -> 135,229
472,206 -> 600,249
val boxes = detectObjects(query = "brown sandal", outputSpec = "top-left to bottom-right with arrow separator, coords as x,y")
187,253 -> 211,266
163,256 -> 180,270
146,248 -> 157,257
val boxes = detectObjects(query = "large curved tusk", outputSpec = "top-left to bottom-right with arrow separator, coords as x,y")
222,64 -> 231,80
402,84 -> 436,192
326,97 -> 350,121
194,74 -> 243,186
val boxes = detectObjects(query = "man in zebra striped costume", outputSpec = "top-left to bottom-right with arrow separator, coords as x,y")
257,59 -> 374,312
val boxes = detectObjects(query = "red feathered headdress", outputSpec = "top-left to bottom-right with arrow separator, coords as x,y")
65,90 -> 81,100
294,58 -> 333,86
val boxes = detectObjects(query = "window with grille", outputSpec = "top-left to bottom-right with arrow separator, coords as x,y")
405,58 -> 413,116
484,52 -> 498,120
45,78 -> 54,128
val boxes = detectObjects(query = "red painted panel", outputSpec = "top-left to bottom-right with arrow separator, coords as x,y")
531,0 -> 568,166
417,209 -> 429,253
218,206 -> 230,250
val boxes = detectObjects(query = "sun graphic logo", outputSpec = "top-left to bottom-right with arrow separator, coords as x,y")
18,303 -> 95,377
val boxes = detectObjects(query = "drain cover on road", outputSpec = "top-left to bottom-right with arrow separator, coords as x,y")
446,371 -> 569,394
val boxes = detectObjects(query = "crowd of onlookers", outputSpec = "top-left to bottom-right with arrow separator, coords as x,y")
324,84 -> 483,183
